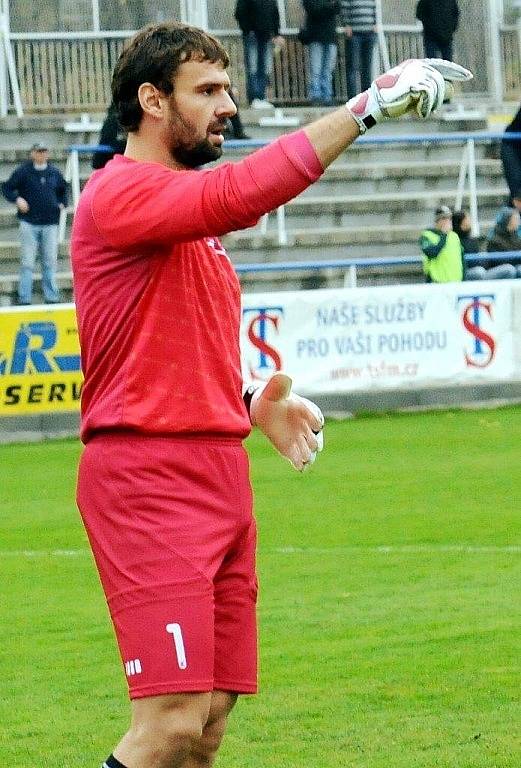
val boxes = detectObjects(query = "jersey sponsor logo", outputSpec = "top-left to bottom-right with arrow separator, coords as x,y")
457,293 -> 496,368
242,305 -> 284,380
125,658 -> 142,676
166,622 -> 188,669
205,237 -> 230,261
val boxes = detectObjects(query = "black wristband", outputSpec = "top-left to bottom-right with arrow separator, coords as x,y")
363,114 -> 377,130
243,385 -> 258,417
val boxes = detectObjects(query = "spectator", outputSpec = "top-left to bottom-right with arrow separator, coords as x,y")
452,209 -> 482,254
454,208 -> 516,279
416,0 -> 459,61
511,189 -> 521,225
485,206 -> 521,276
491,189 -> 521,238
420,205 -> 464,282
340,0 -> 377,99
1,143 -> 67,305
420,206 -> 516,283
302,0 -> 341,106
92,101 -> 127,170
500,104 -> 521,203
234,0 -> 284,109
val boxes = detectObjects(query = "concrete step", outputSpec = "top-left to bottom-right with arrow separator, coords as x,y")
223,138 -> 495,165
0,175 -> 509,234
224,220 -> 497,261
77,155 -> 507,193
0,107 -> 493,156
0,136 -> 495,169
0,209 -> 500,270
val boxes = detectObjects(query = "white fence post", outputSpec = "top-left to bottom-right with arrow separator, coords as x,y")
70,149 -> 81,209
455,140 -> 469,211
487,0 -> 505,103
375,0 -> 390,70
344,265 -> 357,288
0,15 -> 6,117
258,212 -> 269,235
91,0 -> 100,32
276,0 -> 287,29
183,0 -> 208,29
467,139 -> 479,236
0,11 -> 23,116
276,205 -> 288,246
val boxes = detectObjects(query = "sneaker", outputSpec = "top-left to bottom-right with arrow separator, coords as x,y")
250,98 -> 274,110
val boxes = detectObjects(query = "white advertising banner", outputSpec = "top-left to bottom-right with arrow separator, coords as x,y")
240,281 -> 515,393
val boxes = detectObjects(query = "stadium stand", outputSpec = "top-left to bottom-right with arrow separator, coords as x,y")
0,108 -> 516,303
0,0 -> 520,302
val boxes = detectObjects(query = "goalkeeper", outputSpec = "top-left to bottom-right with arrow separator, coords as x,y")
71,21 -> 471,768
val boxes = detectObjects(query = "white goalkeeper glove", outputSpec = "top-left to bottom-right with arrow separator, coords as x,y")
246,373 -> 324,472
347,58 -> 473,134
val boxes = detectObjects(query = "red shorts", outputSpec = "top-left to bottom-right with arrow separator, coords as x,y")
76,432 -> 257,700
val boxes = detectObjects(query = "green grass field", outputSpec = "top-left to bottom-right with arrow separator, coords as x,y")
1,407 -> 520,767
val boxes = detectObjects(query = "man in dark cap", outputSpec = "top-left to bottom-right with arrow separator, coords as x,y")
1,143 -> 67,304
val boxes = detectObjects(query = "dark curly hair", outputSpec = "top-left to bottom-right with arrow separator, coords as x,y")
112,22 -> 230,132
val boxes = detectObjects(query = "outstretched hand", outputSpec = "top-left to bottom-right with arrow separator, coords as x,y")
347,58 -> 473,133
249,373 -> 324,472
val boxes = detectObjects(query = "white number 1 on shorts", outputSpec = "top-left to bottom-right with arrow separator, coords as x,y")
166,622 -> 187,669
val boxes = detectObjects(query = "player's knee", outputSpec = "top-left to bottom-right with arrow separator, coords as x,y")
130,706 -> 205,761
190,715 -> 228,766
157,708 -> 204,751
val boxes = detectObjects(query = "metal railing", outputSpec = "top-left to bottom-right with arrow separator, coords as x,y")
1,252 -> 518,302
235,251 -> 521,288
0,24 -> 518,114
60,131 -> 521,245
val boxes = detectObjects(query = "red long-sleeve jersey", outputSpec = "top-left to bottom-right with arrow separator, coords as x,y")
71,131 -> 323,442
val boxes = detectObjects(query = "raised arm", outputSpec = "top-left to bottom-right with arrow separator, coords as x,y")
93,59 -> 472,250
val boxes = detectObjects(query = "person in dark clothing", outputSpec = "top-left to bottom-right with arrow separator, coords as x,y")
340,0 -> 378,98
92,102 -> 127,170
452,209 -> 482,254
302,0 -> 341,105
1,143 -> 67,304
234,0 -> 284,108
500,105 -> 521,203
485,206 -> 521,276
453,208 -> 517,279
416,0 -> 459,60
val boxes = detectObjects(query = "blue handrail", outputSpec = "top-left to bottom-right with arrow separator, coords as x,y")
234,251 -> 521,274
224,131 -> 521,149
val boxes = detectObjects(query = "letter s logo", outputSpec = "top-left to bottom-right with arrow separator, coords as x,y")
242,306 -> 284,379
461,300 -> 495,368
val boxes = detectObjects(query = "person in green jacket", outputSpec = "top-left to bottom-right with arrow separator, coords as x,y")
419,205 -> 464,282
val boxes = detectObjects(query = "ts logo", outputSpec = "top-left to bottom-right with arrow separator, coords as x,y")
242,305 -> 284,380
457,293 -> 496,368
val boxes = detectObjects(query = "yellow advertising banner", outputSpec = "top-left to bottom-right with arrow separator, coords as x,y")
0,304 -> 83,415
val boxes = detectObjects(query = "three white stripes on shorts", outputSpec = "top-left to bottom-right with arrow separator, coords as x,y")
125,623 -> 187,677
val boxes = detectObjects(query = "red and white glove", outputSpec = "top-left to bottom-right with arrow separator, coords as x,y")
246,373 -> 324,472
347,58 -> 473,134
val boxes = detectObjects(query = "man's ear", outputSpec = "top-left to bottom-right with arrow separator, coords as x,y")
137,82 -> 165,120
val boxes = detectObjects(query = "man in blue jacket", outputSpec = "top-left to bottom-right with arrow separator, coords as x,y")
1,142 -> 67,305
